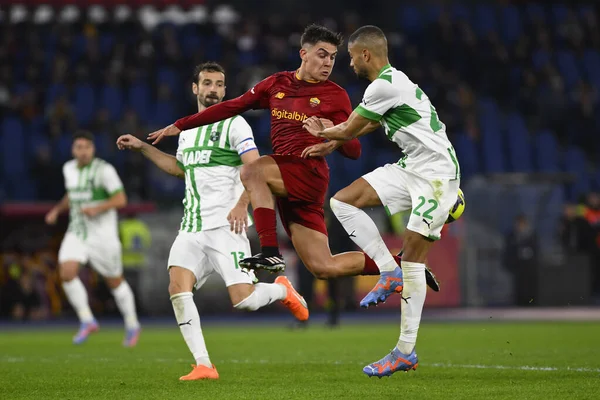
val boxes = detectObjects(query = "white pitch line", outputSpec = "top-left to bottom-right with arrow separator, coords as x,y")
2,357 -> 599,373
224,359 -> 600,373
427,363 -> 600,373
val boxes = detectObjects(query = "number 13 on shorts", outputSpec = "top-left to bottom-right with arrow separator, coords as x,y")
230,251 -> 245,269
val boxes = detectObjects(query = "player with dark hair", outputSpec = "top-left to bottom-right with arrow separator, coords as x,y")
146,24 -> 381,280
304,25 -> 462,377
118,62 -> 307,381
45,130 -> 140,347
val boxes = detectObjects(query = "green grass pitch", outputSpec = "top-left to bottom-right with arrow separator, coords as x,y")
1,321 -> 599,399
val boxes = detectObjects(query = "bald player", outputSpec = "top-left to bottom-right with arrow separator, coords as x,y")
304,25 -> 461,377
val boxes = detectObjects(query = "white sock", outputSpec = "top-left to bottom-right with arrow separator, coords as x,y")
171,292 -> 211,367
397,261 -> 427,354
62,277 -> 95,323
330,198 -> 397,271
233,283 -> 287,311
111,281 -> 140,330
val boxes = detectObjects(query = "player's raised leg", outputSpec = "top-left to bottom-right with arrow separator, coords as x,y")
60,260 -> 99,344
104,275 -> 141,347
238,155 -> 288,272
288,222 -> 370,279
214,227 -> 308,321
230,279 -> 308,322
330,177 -> 404,307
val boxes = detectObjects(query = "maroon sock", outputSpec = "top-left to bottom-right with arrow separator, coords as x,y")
253,207 -> 279,255
361,254 -> 380,275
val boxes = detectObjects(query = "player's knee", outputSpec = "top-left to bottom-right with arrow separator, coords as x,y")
105,276 -> 123,290
401,232 -> 431,263
233,290 -> 260,311
307,262 -> 334,280
168,279 -> 189,296
59,264 -> 78,282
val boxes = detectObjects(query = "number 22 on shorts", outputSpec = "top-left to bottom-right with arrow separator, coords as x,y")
412,196 -> 438,220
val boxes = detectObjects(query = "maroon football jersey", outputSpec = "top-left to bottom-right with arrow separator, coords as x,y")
175,71 -> 360,159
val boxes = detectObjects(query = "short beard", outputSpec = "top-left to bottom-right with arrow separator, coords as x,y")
355,68 -> 369,80
198,96 -> 219,108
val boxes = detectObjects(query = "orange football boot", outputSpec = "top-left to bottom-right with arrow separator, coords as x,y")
275,276 -> 309,321
179,364 -> 219,381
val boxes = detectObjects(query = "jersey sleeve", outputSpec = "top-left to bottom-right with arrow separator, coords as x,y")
228,117 -> 258,156
175,134 -> 185,165
174,75 -> 275,131
327,88 -> 352,125
100,163 -> 124,196
354,80 -> 398,122
62,162 -> 69,190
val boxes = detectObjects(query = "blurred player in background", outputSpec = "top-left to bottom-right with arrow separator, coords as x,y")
117,62 -> 308,381
304,25 -> 461,377
45,131 -> 140,347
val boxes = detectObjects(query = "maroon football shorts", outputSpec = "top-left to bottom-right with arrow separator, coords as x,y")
270,154 -> 329,237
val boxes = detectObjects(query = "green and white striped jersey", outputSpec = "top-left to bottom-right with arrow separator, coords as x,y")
355,64 -> 460,180
176,115 -> 257,232
63,158 -> 124,240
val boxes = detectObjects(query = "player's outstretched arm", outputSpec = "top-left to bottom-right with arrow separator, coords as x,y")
45,194 -> 69,225
117,134 -> 184,179
148,77 -> 273,145
303,112 -> 378,141
228,149 -> 260,234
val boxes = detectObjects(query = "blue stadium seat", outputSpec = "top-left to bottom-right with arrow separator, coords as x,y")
534,130 -> 560,172
473,4 -> 498,35
181,29 -> 202,56
525,3 -> 546,23
99,33 -> 115,56
563,146 -> 591,201
563,145 -> 586,175
100,85 -> 124,121
152,99 -> 176,128
551,4 -> 569,24
532,49 -> 551,71
128,83 -> 151,123
505,112 -> 533,172
254,112 -> 272,145
453,133 -> 479,179
55,134 -> 75,164
398,5 -> 424,36
481,125 -> 506,173
500,5 -> 522,44
10,178 -> 37,201
73,83 -> 96,127
71,33 -> 87,62
0,117 -> 26,177
450,4 -> 471,21
94,133 -> 112,160
582,50 -> 600,89
327,153 -> 345,194
424,4 -> 443,23
205,35 -> 224,61
556,50 -> 581,87
157,67 -> 180,91
14,82 -> 31,96
45,83 -> 66,106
